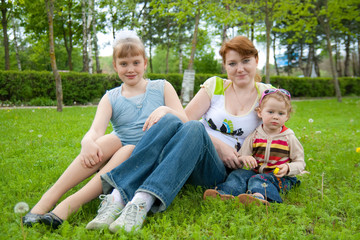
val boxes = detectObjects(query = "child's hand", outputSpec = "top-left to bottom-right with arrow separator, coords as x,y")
238,156 -> 258,169
79,141 -> 103,168
274,164 -> 289,177
143,106 -> 169,131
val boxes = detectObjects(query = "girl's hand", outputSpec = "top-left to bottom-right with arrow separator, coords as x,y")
143,106 -> 169,131
238,156 -> 258,169
274,164 -> 289,177
79,140 -> 103,168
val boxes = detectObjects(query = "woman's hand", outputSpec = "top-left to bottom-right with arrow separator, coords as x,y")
274,164 -> 289,178
142,106 -> 169,131
216,144 -> 243,169
238,156 -> 258,169
79,140 -> 103,168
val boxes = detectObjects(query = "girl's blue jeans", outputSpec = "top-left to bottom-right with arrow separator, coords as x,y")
216,168 -> 300,203
101,114 -> 227,213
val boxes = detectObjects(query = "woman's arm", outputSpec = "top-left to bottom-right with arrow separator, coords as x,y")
185,87 -> 211,120
185,87 -> 242,169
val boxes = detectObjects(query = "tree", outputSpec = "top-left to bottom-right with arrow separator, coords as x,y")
45,0 -> 63,111
58,0 -> 75,71
93,12 -> 102,73
12,18 -> 21,70
1,0 -> 11,70
256,0 -> 286,83
316,0 -> 342,102
272,0 -> 322,77
153,0 -> 208,71
87,0 -> 94,74
81,0 -> 88,72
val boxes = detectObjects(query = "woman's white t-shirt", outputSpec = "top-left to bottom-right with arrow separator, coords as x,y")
200,76 -> 272,151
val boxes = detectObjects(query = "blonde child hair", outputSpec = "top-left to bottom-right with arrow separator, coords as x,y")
112,30 -> 146,60
256,90 -> 293,117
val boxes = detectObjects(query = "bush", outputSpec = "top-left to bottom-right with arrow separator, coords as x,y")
29,97 -> 57,106
0,70 -> 359,106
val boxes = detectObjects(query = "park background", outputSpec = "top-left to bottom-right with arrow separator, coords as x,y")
1,0 -> 360,239
1,0 -> 360,108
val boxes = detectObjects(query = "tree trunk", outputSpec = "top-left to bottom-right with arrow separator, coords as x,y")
221,23 -> 228,74
264,1 -> 272,83
305,44 -> 313,77
67,1 -> 73,71
12,18 -> 21,71
314,55 -> 320,77
178,44 -> 183,74
61,13 -> 73,71
319,12 -> 342,102
286,48 -> 292,76
182,8 -> 200,104
93,16 -> 101,73
298,42 -> 306,76
1,0 -> 10,70
335,37 -> 342,77
352,52 -> 357,76
358,36 -> 360,76
165,20 -> 170,74
187,10 -> 200,70
81,0 -> 88,72
87,0 -> 94,74
249,0 -> 255,42
45,0 -> 63,112
221,1 -> 229,74
222,3 -> 229,42
273,33 -> 279,76
165,45 -> 169,74
344,34 -> 350,76
149,41 -> 153,73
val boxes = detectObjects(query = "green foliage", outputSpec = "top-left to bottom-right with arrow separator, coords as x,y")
1,98 -> 360,239
194,52 -> 222,74
1,70 -> 359,106
29,97 -> 57,106
269,76 -> 360,98
0,70 -> 119,105
151,47 -> 181,74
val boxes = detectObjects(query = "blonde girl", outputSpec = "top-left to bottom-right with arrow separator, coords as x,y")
23,30 -> 187,229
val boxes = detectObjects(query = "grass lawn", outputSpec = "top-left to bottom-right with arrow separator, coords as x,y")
1,97 -> 360,239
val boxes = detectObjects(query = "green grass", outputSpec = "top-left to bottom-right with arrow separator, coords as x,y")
1,98 -> 360,239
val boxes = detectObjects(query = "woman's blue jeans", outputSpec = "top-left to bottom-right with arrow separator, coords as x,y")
101,114 -> 227,212
216,168 -> 300,203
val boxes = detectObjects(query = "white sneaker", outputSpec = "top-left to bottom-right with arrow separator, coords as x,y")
109,199 -> 147,233
86,194 -> 124,230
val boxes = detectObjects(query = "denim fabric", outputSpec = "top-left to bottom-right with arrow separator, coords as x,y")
101,113 -> 227,213
217,168 -> 300,203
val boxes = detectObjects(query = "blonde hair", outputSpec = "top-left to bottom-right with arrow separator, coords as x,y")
219,36 -> 261,82
112,30 -> 146,61
257,91 -> 293,116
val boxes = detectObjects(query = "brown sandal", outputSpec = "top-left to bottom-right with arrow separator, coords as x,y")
237,194 -> 269,206
203,189 -> 235,200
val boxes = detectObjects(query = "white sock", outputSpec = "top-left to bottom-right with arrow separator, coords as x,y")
110,188 -> 125,206
131,191 -> 155,212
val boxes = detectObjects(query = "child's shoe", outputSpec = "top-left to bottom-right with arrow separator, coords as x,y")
237,193 -> 269,206
86,194 -> 124,230
109,199 -> 147,233
41,212 -> 63,229
22,212 -> 43,227
203,189 -> 234,200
